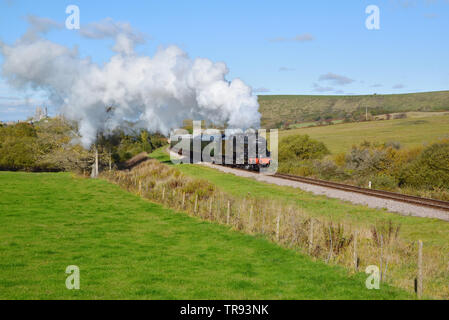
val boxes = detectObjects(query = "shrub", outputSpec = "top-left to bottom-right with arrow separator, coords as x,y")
345,145 -> 386,173
369,174 -> 398,191
399,140 -> 449,189
279,135 -> 330,163
314,159 -> 343,180
333,153 -> 346,167
278,159 -> 316,176
182,179 -> 215,199
384,141 -> 402,150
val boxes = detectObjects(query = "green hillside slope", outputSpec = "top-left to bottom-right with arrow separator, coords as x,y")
278,112 -> 449,154
258,91 -> 449,128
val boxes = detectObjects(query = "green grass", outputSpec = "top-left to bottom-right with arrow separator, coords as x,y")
279,112 -> 449,154
258,91 -> 449,128
151,148 -> 449,248
0,171 -> 411,299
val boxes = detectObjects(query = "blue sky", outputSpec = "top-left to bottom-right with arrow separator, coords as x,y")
0,0 -> 448,121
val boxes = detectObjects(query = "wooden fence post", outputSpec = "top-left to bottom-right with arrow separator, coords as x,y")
261,208 -> 266,234
209,197 -> 213,217
380,235 -> 384,282
215,199 -> 220,221
162,187 -> 165,201
417,240 -> 423,299
326,225 -> 333,264
353,230 -> 358,271
276,212 -> 281,242
194,194 -> 198,214
308,219 -> 314,254
226,201 -> 230,225
182,192 -> 185,209
249,205 -> 254,231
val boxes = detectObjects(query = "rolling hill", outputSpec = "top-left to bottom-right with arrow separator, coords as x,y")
258,91 -> 449,128
278,112 -> 449,154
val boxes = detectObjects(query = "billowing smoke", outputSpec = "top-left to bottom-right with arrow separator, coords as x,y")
0,17 -> 260,147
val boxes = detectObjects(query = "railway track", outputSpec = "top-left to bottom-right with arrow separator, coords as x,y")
168,148 -> 449,213
273,172 -> 449,212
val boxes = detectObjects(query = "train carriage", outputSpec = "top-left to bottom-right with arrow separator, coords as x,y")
170,131 -> 271,171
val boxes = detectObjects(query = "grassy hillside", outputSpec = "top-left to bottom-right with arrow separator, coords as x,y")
258,91 -> 449,128
278,112 -> 449,154
0,172 -> 410,299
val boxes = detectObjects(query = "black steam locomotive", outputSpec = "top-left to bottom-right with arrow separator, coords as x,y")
170,131 -> 272,171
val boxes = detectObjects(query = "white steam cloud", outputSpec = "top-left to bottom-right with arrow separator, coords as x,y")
0,17 -> 260,147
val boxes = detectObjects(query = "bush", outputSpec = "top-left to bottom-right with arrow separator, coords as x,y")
278,160 -> 316,176
0,123 -> 38,171
279,135 -> 330,163
182,179 -> 215,199
369,174 -> 398,191
333,153 -> 346,167
314,159 -> 340,180
399,140 -> 449,189
345,146 -> 387,173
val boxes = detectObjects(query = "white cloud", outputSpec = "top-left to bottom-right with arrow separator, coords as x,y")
79,18 -> 146,55
319,72 -> 354,86
80,18 -> 145,41
21,15 -> 63,42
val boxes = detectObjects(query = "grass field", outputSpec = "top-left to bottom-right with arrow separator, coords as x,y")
0,171 -> 412,299
258,91 -> 449,128
151,148 -> 449,298
278,112 -> 449,154
151,148 -> 449,248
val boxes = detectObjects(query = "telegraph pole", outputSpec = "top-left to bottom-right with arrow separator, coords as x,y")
91,145 -> 99,178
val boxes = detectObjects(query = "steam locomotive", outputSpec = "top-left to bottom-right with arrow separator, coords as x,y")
170,131 -> 272,171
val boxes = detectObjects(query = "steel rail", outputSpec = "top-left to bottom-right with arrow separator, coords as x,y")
273,173 -> 449,211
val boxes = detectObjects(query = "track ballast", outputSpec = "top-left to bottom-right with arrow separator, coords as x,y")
273,172 -> 449,212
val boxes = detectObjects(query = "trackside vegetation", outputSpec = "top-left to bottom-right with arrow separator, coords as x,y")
278,134 -> 449,201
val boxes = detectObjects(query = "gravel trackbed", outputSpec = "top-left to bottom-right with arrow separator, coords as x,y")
201,163 -> 449,222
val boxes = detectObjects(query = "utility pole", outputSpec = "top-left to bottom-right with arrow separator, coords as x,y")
109,149 -> 112,171
91,145 -> 99,178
